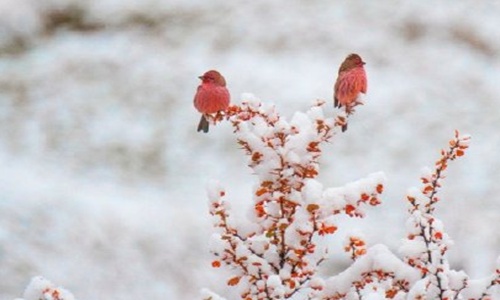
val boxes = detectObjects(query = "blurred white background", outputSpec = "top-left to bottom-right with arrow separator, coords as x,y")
0,1 -> 499,299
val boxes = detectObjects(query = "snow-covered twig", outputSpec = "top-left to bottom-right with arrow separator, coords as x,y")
15,277 -> 75,300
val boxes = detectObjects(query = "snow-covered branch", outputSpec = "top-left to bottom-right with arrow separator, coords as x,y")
401,131 -> 470,299
14,277 -> 75,300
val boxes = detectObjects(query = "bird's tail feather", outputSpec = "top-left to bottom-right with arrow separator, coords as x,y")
197,115 -> 209,133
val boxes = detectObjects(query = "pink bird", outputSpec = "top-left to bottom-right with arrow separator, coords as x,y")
193,70 -> 231,133
334,53 -> 367,132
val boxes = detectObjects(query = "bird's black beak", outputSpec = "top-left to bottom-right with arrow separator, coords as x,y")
198,75 -> 203,79
362,61 -> 366,65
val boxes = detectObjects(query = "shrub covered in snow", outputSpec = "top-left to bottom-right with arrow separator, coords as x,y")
201,96 -> 499,299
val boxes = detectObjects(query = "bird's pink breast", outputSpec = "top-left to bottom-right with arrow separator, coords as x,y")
194,84 -> 230,114
335,67 -> 367,106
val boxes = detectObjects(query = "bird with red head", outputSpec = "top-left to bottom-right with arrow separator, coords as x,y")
193,70 -> 230,133
334,54 -> 367,132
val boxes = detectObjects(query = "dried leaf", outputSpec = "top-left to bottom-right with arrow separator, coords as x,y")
227,276 -> 240,286
307,204 -> 320,213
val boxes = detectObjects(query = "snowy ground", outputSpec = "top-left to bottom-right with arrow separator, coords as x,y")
1,1 -> 499,299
